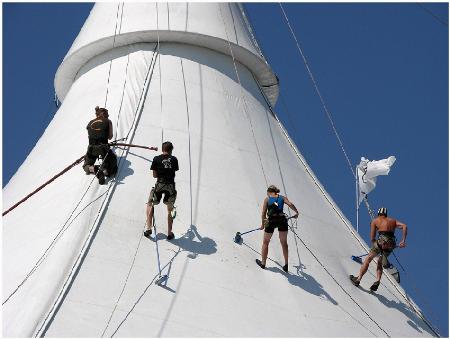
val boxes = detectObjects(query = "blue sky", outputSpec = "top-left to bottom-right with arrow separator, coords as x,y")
2,2 -> 448,336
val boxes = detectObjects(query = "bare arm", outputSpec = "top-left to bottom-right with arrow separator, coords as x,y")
260,197 -> 268,229
396,220 -> 407,247
370,219 -> 377,243
108,120 -> 113,140
284,197 -> 299,218
152,170 -> 158,178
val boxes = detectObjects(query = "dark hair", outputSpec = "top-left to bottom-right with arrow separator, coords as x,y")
95,106 -> 108,116
267,185 -> 280,193
162,141 -> 174,153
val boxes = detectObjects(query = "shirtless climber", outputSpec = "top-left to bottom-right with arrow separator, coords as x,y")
350,207 -> 407,291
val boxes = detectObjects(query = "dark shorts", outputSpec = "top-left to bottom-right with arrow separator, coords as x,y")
264,215 -> 288,234
148,181 -> 177,208
83,144 -> 117,176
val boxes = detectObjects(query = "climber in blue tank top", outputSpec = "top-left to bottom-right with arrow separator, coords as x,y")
256,185 -> 299,272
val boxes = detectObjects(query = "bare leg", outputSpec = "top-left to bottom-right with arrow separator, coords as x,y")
261,232 -> 273,266
146,204 -> 154,230
167,204 -> 174,235
357,252 -> 377,281
376,257 -> 383,282
279,231 -> 289,266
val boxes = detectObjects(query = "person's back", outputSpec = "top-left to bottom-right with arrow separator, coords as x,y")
87,116 -> 109,145
151,153 -> 178,183
83,106 -> 117,183
373,215 -> 398,233
145,141 -> 179,240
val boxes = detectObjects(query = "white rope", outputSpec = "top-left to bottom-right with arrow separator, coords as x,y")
35,44 -> 160,338
279,3 -> 355,178
218,3 -> 269,187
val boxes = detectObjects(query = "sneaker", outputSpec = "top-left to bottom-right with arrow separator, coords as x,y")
167,232 -> 175,240
349,275 -> 360,287
256,259 -> 266,269
282,264 -> 288,272
370,281 -> 380,292
143,229 -> 152,237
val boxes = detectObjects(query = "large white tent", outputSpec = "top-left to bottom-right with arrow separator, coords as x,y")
3,3 -> 437,337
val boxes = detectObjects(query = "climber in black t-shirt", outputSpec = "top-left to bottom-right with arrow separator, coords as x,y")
82,106 -> 117,184
145,141 -> 179,240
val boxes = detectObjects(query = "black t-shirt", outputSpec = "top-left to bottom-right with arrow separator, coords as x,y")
87,117 -> 109,145
150,154 -> 179,182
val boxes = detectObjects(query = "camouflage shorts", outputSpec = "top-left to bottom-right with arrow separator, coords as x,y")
148,182 -> 177,208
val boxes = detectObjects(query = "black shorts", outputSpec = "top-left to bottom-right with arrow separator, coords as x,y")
264,216 -> 288,234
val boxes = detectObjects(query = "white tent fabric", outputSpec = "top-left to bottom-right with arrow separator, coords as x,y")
357,156 -> 397,205
3,3 -> 436,337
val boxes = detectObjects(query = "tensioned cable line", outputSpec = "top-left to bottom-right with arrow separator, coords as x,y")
3,10 -> 126,301
101,15 -> 164,333
223,6 -> 389,333
289,226 -> 391,336
416,3 -> 448,27
248,72 -> 390,337
255,6 -> 440,335
218,3 -> 269,188
104,2 -> 124,107
180,58 -> 194,227
35,43 -> 160,338
279,3 -> 355,178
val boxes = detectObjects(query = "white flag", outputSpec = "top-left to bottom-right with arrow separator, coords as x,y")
357,156 -> 396,204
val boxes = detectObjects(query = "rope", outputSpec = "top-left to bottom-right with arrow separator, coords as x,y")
279,3 -> 355,178
362,200 -> 441,336
179,58 -> 194,226
104,2 -> 124,107
3,156 -> 84,217
275,4 -> 441,335
2,175 -> 98,305
289,225 -> 391,336
100,227 -> 145,337
114,52 -> 130,140
3,142 -> 157,217
218,3 -> 269,187
416,3 -> 448,27
36,47 -> 160,337
152,214 -> 166,280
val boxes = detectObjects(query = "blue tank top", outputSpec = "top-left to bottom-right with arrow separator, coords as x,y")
268,195 -> 284,213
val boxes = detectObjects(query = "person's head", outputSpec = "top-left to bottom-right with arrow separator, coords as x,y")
377,207 -> 388,217
95,106 -> 109,118
267,185 -> 280,196
162,141 -> 174,154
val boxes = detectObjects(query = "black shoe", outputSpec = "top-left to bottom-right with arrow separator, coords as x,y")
256,259 -> 265,269
370,281 -> 380,292
143,229 -> 152,237
167,232 -> 175,240
282,264 -> 288,272
350,275 -> 360,287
